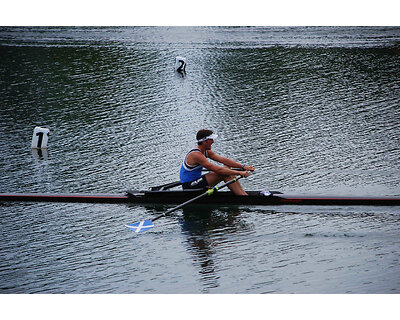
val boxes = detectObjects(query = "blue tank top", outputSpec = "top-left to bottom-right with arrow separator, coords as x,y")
179,149 -> 208,183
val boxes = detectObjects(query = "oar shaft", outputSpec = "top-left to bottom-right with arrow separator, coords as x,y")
150,168 -> 245,191
150,180 -> 182,191
164,192 -> 208,215
152,192 -> 205,222
152,175 -> 243,222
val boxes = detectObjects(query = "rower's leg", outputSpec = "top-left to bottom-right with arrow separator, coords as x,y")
224,176 -> 248,195
205,172 -> 248,196
204,171 -> 224,186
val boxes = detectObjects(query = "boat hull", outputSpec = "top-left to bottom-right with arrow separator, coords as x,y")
1,190 -> 399,206
126,190 -> 400,206
0,193 -> 130,203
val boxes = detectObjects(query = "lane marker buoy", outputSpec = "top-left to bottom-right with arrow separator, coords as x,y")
175,56 -> 186,73
31,127 -> 50,149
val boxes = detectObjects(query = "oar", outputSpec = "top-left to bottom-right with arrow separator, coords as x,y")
150,168 -> 245,191
125,175 -> 244,233
150,180 -> 182,191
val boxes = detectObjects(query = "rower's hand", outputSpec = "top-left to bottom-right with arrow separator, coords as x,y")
243,165 -> 255,172
241,171 -> 250,178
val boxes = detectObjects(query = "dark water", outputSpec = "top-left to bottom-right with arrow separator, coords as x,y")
0,26 -> 400,293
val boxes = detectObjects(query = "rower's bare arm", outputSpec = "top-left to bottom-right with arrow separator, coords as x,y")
207,151 -> 255,172
194,152 -> 249,177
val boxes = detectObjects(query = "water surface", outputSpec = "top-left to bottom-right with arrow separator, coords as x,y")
1,26 -> 399,293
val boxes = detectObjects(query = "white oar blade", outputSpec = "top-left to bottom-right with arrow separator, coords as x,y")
125,219 -> 154,233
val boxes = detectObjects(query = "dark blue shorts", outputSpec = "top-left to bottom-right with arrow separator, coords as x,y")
182,175 -> 209,190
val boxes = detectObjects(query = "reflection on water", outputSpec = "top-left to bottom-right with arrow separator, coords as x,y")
31,148 -> 49,161
180,206 -> 248,292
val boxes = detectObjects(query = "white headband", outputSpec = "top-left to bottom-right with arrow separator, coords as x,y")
197,133 -> 218,143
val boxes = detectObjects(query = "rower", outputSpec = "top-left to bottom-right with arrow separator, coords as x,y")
179,129 -> 255,195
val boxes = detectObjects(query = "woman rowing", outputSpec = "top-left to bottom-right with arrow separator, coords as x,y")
179,129 -> 255,195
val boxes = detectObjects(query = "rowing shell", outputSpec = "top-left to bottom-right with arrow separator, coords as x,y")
126,190 -> 400,206
1,190 -> 400,206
